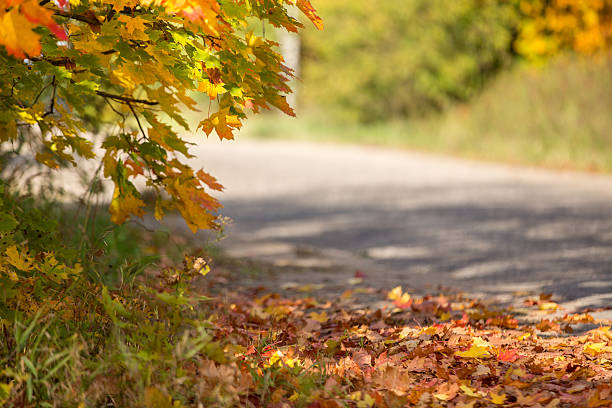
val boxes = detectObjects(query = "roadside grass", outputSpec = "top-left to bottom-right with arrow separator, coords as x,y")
245,55 -> 612,173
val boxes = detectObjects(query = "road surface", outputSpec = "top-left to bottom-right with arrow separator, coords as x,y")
180,138 -> 612,312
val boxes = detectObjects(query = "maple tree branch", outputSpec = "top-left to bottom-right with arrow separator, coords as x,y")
50,9 -> 102,27
96,91 -> 158,106
42,76 -> 57,117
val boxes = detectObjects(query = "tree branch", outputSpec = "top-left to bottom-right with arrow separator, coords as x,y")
50,9 -> 102,28
29,80 -> 52,108
96,91 -> 158,106
103,97 -> 126,121
42,76 -> 57,117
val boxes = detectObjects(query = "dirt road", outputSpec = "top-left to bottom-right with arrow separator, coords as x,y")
179,138 -> 612,311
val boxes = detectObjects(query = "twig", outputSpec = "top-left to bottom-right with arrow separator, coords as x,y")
29,80 -> 52,108
42,76 -> 57,117
103,97 -> 126,121
127,219 -> 156,233
127,102 -> 147,141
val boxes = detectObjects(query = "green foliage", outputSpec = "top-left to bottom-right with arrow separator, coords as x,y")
0,187 -> 217,406
0,0 -> 321,232
301,0 -> 518,122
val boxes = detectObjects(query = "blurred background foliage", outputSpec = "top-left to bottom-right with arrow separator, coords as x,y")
300,0 -> 519,122
251,0 -> 612,172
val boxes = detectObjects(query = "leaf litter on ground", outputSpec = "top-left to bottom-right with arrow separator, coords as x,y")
188,266 -> 612,408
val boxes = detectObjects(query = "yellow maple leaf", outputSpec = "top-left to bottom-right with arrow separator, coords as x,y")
117,15 -> 149,41
0,264 -> 19,281
460,384 -> 484,397
584,342 -> 612,356
589,326 -> 612,341
387,286 -> 403,300
455,345 -> 492,359
539,301 -> 558,311
109,187 -> 145,224
489,391 -> 507,404
5,245 -> 34,271
439,312 -> 451,321
517,332 -> 532,341
455,336 -> 493,359
472,336 -> 492,348
166,177 -> 220,232
421,326 -> 438,335
197,79 -> 226,100
110,68 -> 136,91
199,108 -> 242,140
309,311 -> 328,323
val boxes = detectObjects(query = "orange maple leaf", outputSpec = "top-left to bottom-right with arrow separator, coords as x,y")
497,349 -> 520,362
297,0 -> 323,30
0,9 -> 41,58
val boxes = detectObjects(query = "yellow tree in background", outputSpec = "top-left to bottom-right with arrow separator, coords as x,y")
516,0 -> 612,58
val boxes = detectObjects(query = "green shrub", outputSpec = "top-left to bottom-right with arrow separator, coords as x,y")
300,0 -> 518,122
0,184 -> 215,406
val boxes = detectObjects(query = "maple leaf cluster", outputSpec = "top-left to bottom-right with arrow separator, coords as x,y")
0,0 -> 322,231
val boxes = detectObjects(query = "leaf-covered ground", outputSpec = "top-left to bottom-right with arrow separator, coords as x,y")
191,266 -> 612,408
2,209 -> 611,407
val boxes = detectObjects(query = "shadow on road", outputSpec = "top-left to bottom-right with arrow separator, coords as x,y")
216,182 -> 612,309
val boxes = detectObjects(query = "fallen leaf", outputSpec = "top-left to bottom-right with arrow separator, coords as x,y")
456,401 -> 477,408
498,349 -> 520,362
539,302 -> 559,311
434,382 -> 459,401
456,345 -> 492,359
309,311 -> 328,323
460,384 -> 484,397
387,286 -> 403,300
584,342 -> 612,356
353,350 -> 372,370
473,364 -> 491,377
490,391 -> 507,404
